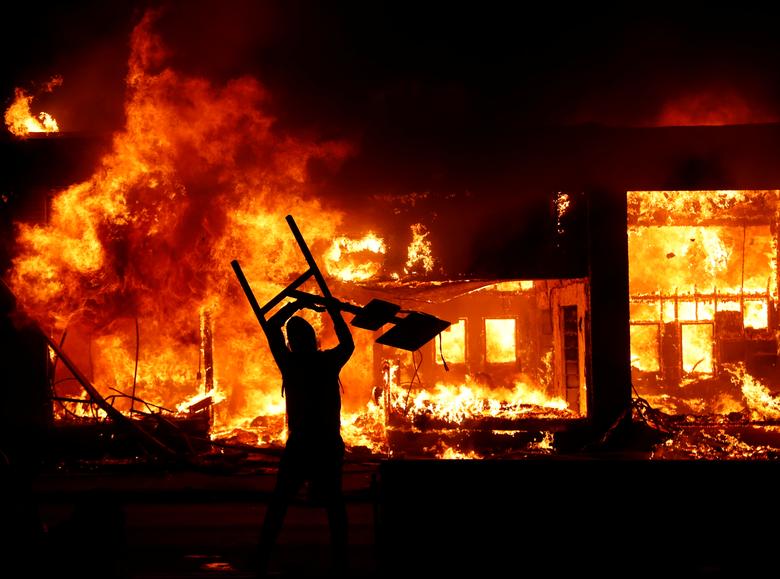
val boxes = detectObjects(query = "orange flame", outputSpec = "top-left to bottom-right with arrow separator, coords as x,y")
485,318 -> 516,364
629,190 -> 780,417
554,192 -> 570,235
404,222 -> 434,275
324,233 -> 386,281
393,378 -> 570,425
9,12 -> 582,457
436,319 -> 465,365
437,447 -> 481,459
4,76 -> 62,136
728,364 -> 780,421
10,11 -> 356,435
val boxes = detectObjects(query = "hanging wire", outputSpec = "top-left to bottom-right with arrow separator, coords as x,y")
438,332 -> 449,372
402,350 -> 423,415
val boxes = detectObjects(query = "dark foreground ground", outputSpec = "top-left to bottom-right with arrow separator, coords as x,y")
4,455 -> 780,578
4,457 -> 379,579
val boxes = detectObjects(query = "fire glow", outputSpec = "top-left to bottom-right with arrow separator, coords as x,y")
629,190 -> 780,417
325,233 -> 386,282
394,380 -> 570,425
9,11 -> 583,458
4,76 -> 62,136
404,223 -> 435,275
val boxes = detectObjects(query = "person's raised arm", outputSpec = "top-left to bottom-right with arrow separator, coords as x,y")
326,299 -> 354,362
262,300 -> 305,369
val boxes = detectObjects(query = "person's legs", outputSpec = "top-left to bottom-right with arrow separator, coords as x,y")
257,449 -> 303,577
326,493 -> 348,574
315,442 -> 348,574
257,495 -> 288,576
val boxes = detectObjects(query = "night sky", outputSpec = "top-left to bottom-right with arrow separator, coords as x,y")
4,2 -> 780,275
3,2 -> 780,137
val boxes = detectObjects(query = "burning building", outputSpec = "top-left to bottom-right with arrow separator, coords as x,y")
6,6 -> 780,468
1,11 -> 596,462
7,6 -> 780,577
628,190 -> 780,416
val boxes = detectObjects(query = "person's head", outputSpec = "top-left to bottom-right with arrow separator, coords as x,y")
286,316 -> 318,352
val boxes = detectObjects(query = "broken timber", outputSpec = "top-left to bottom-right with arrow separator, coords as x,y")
2,278 -> 175,458
43,329 -> 176,458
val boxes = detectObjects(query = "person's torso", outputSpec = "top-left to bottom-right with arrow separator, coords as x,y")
282,349 -> 343,439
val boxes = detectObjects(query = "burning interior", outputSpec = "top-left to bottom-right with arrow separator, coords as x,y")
352,276 -> 588,457
629,190 -> 780,420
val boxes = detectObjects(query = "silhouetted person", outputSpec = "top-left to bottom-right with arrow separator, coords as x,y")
256,296 -> 354,577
